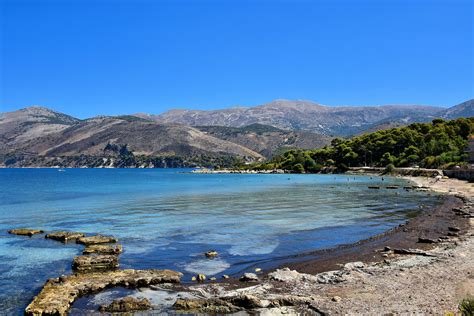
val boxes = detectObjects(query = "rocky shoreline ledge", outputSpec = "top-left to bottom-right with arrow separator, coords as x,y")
7,175 -> 473,315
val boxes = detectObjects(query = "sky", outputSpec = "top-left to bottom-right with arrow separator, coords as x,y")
0,0 -> 473,118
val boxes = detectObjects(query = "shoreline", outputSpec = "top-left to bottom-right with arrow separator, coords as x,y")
160,174 -> 473,314
18,173 -> 474,314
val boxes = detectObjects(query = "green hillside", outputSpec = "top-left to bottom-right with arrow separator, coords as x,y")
250,117 -> 474,172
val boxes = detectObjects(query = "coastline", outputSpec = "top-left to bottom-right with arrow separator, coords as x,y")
18,173 -> 474,314
162,174 -> 473,315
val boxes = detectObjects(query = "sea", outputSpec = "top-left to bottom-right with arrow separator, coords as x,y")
0,168 -> 441,314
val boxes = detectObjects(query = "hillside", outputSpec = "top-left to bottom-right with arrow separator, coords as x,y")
0,107 -> 329,168
195,124 -> 332,157
252,117 -> 474,172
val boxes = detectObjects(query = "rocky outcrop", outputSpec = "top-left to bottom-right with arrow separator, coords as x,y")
45,231 -> 85,243
83,244 -> 123,255
8,228 -> 44,236
72,255 -> 119,272
25,269 -> 182,315
76,235 -> 118,245
99,296 -> 151,312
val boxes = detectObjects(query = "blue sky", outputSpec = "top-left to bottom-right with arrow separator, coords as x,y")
1,0 -> 472,118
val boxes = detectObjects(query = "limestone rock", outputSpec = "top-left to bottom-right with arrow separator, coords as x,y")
8,228 -> 44,237
173,298 -> 240,314
83,244 -> 123,255
99,296 -> 151,312
25,269 -> 182,315
72,255 -> 119,272
240,273 -> 259,282
76,235 -> 117,245
45,231 -> 85,243
269,268 -> 318,283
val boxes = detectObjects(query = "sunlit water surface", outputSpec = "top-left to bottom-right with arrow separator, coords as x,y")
0,169 -> 440,313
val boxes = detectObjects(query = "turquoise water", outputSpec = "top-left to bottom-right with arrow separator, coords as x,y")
0,169 -> 440,313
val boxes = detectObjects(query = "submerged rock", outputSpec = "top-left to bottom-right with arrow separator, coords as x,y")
72,255 -> 119,272
76,235 -> 118,245
25,269 -> 182,315
240,273 -> 259,282
45,231 -> 85,243
99,296 -> 151,312
8,228 -> 44,237
205,250 -> 218,258
83,244 -> 123,255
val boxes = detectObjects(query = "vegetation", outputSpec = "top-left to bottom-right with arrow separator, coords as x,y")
459,296 -> 474,316
248,118 -> 474,172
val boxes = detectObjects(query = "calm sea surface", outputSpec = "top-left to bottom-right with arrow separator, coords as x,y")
0,169 -> 440,313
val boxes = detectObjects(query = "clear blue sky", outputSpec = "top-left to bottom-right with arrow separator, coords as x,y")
1,0 -> 472,118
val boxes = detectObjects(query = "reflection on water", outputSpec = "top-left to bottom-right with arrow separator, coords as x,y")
0,169 -> 440,313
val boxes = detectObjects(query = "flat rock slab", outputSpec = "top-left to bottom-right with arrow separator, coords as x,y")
76,235 -> 118,245
72,255 -> 119,272
99,296 -> 151,312
8,228 -> 44,236
45,231 -> 85,243
83,244 -> 123,255
25,269 -> 182,316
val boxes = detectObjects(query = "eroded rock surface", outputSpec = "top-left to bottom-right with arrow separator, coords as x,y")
99,296 -> 151,312
83,244 -> 123,255
8,228 -> 44,236
25,269 -> 182,315
76,235 -> 118,245
72,255 -> 119,272
45,231 -> 85,243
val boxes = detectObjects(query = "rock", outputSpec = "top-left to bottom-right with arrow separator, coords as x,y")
343,261 -> 365,270
448,226 -> 461,232
72,255 -> 119,272
448,232 -> 459,237
239,273 -> 259,282
393,248 -> 437,257
255,268 -> 262,272
99,296 -> 151,312
205,250 -> 218,258
45,231 -> 85,243
269,268 -> 318,283
222,274 -> 230,279
210,277 -> 217,281
76,235 -> 117,245
83,244 -> 123,255
25,269 -> 182,316
418,237 -> 437,244
191,276 -> 196,281
173,298 -> 240,314
386,186 -> 399,189
8,228 -> 44,237
196,274 -> 206,282
230,294 -> 263,309
332,296 -> 342,302
368,186 -> 380,189
383,246 -> 392,252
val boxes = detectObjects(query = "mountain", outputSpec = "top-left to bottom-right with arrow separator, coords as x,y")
438,99 -> 474,119
1,99 -> 472,168
145,100 -> 445,136
195,124 -> 332,158
0,107 -> 330,168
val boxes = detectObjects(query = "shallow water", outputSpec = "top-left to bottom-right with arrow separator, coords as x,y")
0,168 -> 440,313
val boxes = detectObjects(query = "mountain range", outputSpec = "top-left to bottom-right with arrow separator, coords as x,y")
0,99 -> 472,168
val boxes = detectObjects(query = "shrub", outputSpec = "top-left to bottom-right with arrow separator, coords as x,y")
459,296 -> 474,316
